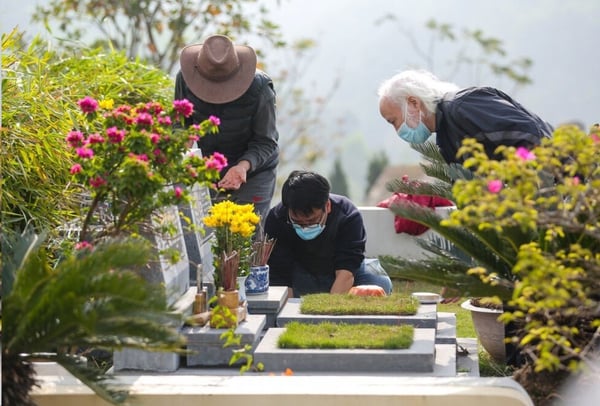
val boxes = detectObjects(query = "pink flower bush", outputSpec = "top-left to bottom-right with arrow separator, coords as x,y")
68,97 -> 226,242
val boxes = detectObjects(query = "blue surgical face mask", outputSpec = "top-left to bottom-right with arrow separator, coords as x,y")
293,223 -> 326,240
397,105 -> 431,144
290,210 -> 327,240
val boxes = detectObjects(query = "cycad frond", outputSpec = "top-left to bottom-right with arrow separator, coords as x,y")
411,141 -> 473,183
378,139 -> 527,300
3,235 -> 187,405
381,201 -> 520,288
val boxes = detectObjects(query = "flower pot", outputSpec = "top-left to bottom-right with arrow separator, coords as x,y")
245,264 -> 269,295
461,299 -> 506,363
218,289 -> 239,310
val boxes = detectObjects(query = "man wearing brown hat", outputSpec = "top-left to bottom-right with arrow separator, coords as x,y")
175,34 -> 279,221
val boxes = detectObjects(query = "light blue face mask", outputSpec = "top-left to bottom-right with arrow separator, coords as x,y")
397,106 -> 432,144
397,122 -> 432,144
293,223 -> 326,240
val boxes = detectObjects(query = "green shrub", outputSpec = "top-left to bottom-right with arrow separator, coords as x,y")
1,29 -> 174,239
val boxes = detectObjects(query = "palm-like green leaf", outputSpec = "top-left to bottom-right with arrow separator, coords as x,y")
378,142 -> 536,300
3,235 -> 187,404
378,202 -> 517,299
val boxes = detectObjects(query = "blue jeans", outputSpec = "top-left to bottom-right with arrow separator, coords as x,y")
291,258 -> 393,297
354,259 -> 393,295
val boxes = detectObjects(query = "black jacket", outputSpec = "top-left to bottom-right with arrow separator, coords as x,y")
174,70 -> 279,178
265,194 -> 366,288
435,87 -> 553,164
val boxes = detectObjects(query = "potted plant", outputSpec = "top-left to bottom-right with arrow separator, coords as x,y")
202,200 -> 260,308
379,124 -> 600,402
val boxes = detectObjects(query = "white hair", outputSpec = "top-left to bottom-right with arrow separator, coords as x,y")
377,69 -> 460,113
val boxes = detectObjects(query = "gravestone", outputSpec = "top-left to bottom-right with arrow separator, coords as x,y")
180,148 -> 217,295
114,190 -> 195,372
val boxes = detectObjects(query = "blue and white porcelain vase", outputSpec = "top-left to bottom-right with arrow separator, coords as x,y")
237,275 -> 248,302
245,264 -> 269,295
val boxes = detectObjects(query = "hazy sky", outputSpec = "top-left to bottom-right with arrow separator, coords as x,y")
3,0 -> 600,200
264,0 -> 600,164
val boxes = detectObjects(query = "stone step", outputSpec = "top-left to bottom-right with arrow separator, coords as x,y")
183,314 -> 266,367
276,298 -> 437,328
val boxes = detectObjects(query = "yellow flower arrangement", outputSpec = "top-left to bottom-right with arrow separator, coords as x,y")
203,200 -> 260,290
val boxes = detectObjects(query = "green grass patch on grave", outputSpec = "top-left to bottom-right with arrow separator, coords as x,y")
278,321 -> 414,349
299,293 -> 419,315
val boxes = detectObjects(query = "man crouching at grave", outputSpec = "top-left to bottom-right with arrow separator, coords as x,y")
265,170 -> 393,298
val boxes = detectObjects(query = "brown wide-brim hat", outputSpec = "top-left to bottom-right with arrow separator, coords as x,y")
180,35 -> 257,104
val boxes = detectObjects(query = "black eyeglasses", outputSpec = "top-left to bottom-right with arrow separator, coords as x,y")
287,209 -> 326,228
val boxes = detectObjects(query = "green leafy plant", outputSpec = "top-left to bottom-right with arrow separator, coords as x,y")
204,296 -> 263,374
66,96 -> 223,244
379,141 -> 516,301
2,28 -> 180,242
380,124 -> 600,403
1,230 -> 187,405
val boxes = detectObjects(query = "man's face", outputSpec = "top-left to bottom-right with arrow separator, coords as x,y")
379,97 -> 403,132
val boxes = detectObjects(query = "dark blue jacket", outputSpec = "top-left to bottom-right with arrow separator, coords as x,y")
435,86 -> 553,164
264,194 -> 366,290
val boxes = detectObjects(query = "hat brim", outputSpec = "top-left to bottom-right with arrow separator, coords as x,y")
180,43 -> 257,104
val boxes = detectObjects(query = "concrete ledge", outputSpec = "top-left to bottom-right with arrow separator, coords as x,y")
254,327 -> 436,373
32,363 -> 533,406
358,206 -> 455,258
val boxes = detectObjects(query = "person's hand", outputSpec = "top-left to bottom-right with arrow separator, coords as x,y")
217,162 -> 249,190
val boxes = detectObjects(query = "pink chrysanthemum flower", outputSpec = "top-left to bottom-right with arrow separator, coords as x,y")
89,176 -> 107,188
487,180 -> 503,193
205,152 -> 228,171
158,116 -> 172,126
209,115 -> 221,126
77,96 -> 99,114
76,147 -> 94,159
135,112 -> 154,126
66,130 -> 85,147
106,126 -> 126,143
70,164 -> 82,174
173,99 -> 194,117
145,101 -> 163,115
75,241 -> 94,250
516,147 -> 535,161
150,133 -> 161,144
174,186 -> 183,199
87,133 -> 105,144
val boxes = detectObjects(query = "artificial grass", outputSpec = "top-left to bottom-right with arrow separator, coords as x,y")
299,293 -> 419,315
278,321 -> 414,349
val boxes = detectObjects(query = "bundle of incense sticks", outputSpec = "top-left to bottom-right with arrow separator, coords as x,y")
250,235 -> 276,266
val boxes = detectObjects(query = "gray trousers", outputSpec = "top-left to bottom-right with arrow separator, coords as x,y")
212,168 -> 276,225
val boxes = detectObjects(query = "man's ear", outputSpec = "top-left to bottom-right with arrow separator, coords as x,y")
406,96 -> 421,114
325,198 -> 332,214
